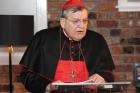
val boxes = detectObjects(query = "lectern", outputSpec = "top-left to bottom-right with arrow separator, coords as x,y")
50,81 -> 131,93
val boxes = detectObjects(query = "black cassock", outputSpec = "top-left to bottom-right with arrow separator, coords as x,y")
19,26 -> 115,93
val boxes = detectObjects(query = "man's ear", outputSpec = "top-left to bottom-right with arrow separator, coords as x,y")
60,18 -> 66,29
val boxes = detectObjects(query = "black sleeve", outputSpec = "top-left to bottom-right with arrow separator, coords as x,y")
87,32 -> 115,82
95,36 -> 115,82
97,70 -> 114,82
19,67 -> 50,93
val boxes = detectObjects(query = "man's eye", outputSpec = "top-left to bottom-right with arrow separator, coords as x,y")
83,19 -> 88,22
72,20 -> 79,23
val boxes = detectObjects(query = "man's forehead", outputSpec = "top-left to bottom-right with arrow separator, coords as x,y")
67,9 -> 88,19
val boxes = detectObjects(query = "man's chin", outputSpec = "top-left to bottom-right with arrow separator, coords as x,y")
73,36 -> 85,41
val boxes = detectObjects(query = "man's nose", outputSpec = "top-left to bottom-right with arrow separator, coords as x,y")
77,20 -> 84,27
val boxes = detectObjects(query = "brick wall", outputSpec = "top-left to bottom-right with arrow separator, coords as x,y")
0,65 -> 29,93
0,0 -> 140,92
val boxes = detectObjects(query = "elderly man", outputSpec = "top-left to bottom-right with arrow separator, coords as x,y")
19,0 -> 115,93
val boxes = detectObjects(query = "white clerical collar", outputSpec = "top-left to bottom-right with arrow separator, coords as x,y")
62,30 -> 72,40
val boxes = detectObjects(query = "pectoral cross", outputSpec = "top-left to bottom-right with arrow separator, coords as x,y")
66,68 -> 78,82
71,69 -> 78,82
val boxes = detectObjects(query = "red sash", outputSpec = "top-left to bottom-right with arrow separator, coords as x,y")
54,60 -> 89,82
54,60 -> 96,93
54,40 -> 96,93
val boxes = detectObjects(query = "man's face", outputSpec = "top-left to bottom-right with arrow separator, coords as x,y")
60,9 -> 88,41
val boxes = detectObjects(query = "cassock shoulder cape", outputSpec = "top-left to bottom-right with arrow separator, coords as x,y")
20,26 -> 115,82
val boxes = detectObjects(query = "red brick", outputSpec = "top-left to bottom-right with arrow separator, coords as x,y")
119,20 -> 137,28
116,12 -> 128,19
105,37 -> 120,45
123,46 -> 134,54
111,46 -> 123,54
97,12 -> 117,19
134,55 -> 140,62
123,55 -> 135,63
97,28 -> 110,37
136,46 -> 140,54
88,20 -> 97,30
127,12 -> 137,18
0,76 -> 9,83
114,63 -> 132,72
13,65 -> 22,75
0,66 -> 9,74
116,12 -> 137,19
136,29 -> 140,36
49,13 -> 60,19
136,20 -> 140,27
112,56 -> 123,63
48,20 -> 60,28
48,2 -> 63,13
114,72 -> 126,81
13,83 -> 29,93
121,38 -> 140,45
126,89 -> 136,93
96,12 -> 108,19
121,29 -> 136,38
97,1 -> 117,11
136,12 -> 140,18
126,72 -> 133,81
108,11 -> 118,19
0,84 -> 9,92
86,1 -> 97,11
97,20 -> 118,28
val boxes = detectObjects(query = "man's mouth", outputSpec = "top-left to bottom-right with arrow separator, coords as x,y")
77,30 -> 84,32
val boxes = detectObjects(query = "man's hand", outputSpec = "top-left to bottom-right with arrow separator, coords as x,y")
46,80 -> 63,92
89,73 -> 106,83
84,74 -> 106,90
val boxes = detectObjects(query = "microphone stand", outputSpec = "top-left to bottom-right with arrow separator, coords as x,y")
8,45 -> 13,93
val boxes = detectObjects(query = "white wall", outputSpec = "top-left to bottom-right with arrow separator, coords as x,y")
0,51 -> 24,65
0,47 -> 26,65
0,0 -> 48,33
0,0 -> 36,15
0,0 -> 47,65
